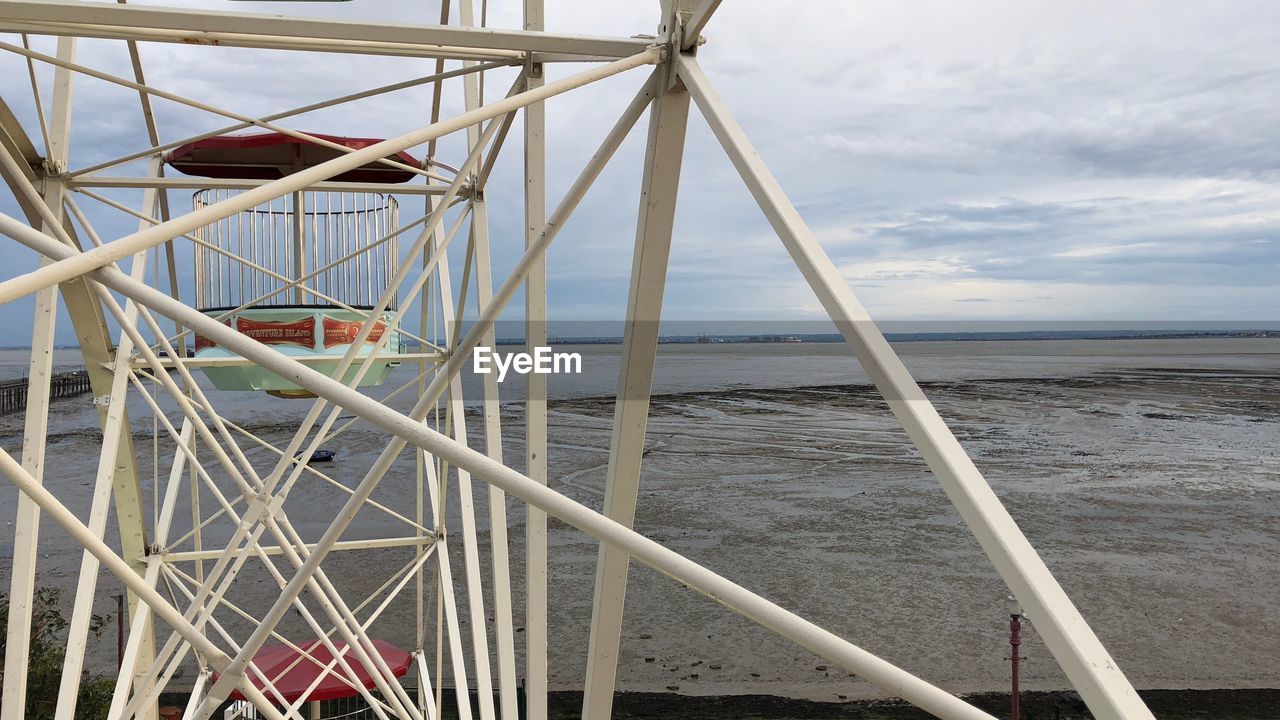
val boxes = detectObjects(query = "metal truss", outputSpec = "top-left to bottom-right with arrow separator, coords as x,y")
0,2 -> 1156,719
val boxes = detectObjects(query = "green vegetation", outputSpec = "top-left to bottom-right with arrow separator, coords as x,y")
0,587 -> 115,720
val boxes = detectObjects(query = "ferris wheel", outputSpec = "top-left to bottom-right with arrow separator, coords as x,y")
0,2 -> 1156,720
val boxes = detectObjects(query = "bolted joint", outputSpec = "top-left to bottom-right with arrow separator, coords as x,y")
40,157 -> 65,176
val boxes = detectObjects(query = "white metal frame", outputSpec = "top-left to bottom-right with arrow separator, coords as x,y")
0,3 -> 1155,720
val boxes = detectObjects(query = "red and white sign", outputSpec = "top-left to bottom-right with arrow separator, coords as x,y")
194,319 -> 232,351
235,316 -> 316,348
322,316 -> 387,349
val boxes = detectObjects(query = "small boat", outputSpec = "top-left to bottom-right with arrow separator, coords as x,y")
295,449 -> 336,464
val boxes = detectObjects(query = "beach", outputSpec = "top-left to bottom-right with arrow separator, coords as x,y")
0,337 -> 1276,708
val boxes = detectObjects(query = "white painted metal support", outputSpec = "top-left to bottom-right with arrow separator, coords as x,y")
0,253 -> 59,720
456,0 -> 520,707
105,303 -> 409,720
183,673 -> 208,720
3,77 -> 599,707
163,536 -> 436,563
415,652 -> 437,720
522,3 -> 550,718
0,97 -> 157,720
425,455 -> 476,720
107,557 -> 165,720
116,370 -> 408,720
53,160 -> 161,720
470,195 -> 521,720
581,59 -> 691,720
1,20 -> 524,63
1,36 -> 73,720
124,110 -> 505,712
18,34 -> 52,157
99,233 -> 441,718
0,38 -> 455,186
179,110 -> 518,720
128,113 -> 502,716
0,47 -> 662,305
124,262 -> 441,720
674,54 -> 1155,720
71,60 -> 508,178
681,0 -> 722,49
0,450 -> 255,687
0,8 -> 1164,720
430,209 -> 498,720
369,73 -> 661,475
107,417 -> 191,720
0,214 -> 998,720
0,1 -> 651,58
70,175 -> 451,195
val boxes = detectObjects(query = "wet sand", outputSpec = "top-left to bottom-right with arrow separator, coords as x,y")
553,688 -> 1280,719
1,355 -> 1277,705
512,368 -> 1280,699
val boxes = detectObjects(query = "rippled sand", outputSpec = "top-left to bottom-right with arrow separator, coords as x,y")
1,358 -> 1277,703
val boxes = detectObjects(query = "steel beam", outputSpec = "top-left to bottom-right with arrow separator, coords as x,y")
162,536 -> 436,563
126,351 -> 443,370
19,70 -> 650,719
425,460 -> 476,720
0,448 -> 235,675
0,213 -> 998,720
0,48 -> 157,720
152,109 -> 511,719
429,206 -> 498,720
1,20 -> 523,62
1,38 -> 73,720
70,176 -> 450,195
675,54 -> 1154,720
0,227 -> 60,720
681,0 -> 723,49
453,4 -> 521,708
70,60 -> 507,178
522,3 -> 550,718
472,194 -> 520,719
0,47 -> 663,305
581,61 -> 691,720
0,37 -> 451,186
0,1 -> 651,58
53,159 -> 161,720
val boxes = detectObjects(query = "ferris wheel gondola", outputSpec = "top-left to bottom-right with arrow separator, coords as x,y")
168,132 -> 410,396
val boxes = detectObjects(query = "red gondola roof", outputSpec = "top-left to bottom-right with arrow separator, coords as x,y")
216,639 -> 413,703
165,132 -> 421,184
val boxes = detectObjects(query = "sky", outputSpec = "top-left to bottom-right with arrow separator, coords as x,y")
2,0 -> 1279,345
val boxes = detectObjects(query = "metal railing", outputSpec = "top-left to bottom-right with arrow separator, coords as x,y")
223,696 -> 377,720
194,190 -> 399,312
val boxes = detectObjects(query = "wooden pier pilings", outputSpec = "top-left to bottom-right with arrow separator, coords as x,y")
0,369 -> 93,415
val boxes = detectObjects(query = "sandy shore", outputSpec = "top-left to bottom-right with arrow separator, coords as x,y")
1,363 -> 1277,703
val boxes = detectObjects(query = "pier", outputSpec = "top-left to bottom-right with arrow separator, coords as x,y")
0,369 -> 92,414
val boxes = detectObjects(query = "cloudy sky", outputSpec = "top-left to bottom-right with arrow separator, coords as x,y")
2,0 -> 1279,344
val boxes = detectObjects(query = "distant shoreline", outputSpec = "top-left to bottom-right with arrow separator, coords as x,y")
1,329 -> 1277,351
494,329 -> 1280,346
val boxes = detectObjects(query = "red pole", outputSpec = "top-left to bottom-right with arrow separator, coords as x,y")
1010,613 -> 1022,720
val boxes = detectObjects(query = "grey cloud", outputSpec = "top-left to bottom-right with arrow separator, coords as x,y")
849,193 -> 1280,288
2,0 -> 1279,337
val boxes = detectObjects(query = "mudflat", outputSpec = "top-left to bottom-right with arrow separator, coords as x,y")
2,344 -> 1276,709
